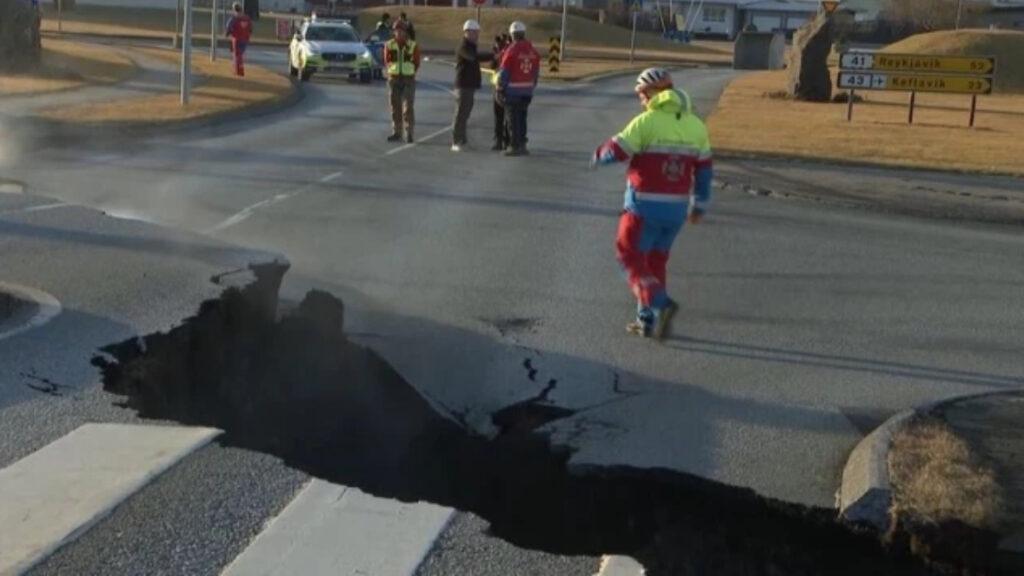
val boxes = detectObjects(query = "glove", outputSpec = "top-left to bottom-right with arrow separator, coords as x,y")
588,152 -> 598,170
688,211 -> 704,225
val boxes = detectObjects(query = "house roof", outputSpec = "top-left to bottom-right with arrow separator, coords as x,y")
741,0 -> 820,13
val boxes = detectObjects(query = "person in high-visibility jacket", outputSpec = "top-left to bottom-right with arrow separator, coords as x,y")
225,2 -> 253,77
591,67 -> 713,340
383,20 -> 421,143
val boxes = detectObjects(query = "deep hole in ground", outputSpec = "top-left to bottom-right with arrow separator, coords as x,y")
92,264 -> 1022,576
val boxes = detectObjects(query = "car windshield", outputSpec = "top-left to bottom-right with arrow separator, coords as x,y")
305,25 -> 358,42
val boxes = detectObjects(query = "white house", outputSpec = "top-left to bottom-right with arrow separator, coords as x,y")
680,0 -> 818,39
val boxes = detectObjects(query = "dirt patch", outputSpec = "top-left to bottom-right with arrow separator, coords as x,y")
0,38 -> 135,96
35,47 -> 293,125
708,69 -> 1024,176
88,262 -> 1021,575
889,416 -> 1006,530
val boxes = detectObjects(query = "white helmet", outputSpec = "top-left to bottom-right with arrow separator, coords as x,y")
635,67 -> 673,93
509,21 -> 527,34
463,19 -> 481,32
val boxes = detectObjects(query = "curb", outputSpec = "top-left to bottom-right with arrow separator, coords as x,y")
0,282 -> 62,341
27,77 -> 304,146
837,391 -> 1024,532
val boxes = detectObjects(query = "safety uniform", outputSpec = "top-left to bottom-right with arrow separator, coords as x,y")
225,13 -> 252,77
594,88 -> 713,324
384,37 -> 420,141
496,39 -> 540,153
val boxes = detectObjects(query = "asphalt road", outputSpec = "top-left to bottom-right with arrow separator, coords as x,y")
3,45 -> 1024,574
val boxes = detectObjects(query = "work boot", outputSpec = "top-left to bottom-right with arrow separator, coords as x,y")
626,309 -> 655,338
492,142 -> 504,151
651,299 -> 679,341
387,133 -> 402,142
405,132 -> 414,143
504,147 -> 525,157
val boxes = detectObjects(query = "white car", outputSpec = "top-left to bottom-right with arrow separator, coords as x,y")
289,16 -> 377,84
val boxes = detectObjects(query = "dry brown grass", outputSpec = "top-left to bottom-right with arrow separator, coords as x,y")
707,69 -> 1024,175
889,417 -> 1006,530
883,29 -> 1024,93
37,48 -> 292,124
0,38 -> 135,96
39,4 -> 283,42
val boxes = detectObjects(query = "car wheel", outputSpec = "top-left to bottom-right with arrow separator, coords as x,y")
359,70 -> 372,84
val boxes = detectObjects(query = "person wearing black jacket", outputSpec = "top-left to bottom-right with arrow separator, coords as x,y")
491,33 -> 512,151
451,19 -> 483,151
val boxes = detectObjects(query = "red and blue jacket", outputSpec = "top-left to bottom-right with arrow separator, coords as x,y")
226,14 -> 253,44
497,40 -> 540,97
594,88 -> 713,221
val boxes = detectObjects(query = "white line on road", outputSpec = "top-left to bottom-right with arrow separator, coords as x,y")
206,171 -> 343,233
0,282 -> 62,342
220,480 -> 453,576
0,202 -> 69,217
384,126 -> 452,156
595,555 -> 646,575
0,424 -> 221,575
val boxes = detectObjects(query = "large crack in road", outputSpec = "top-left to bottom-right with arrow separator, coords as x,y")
91,263 -> 1019,575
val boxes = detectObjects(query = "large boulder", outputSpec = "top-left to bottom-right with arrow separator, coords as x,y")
787,12 -> 833,102
0,0 -> 43,73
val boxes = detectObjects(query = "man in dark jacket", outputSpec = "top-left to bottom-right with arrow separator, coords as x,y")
451,19 -> 483,151
399,12 -> 416,41
491,33 -> 512,151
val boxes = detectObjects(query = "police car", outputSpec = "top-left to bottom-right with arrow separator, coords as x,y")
289,15 -> 379,83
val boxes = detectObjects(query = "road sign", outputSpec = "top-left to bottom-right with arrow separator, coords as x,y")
839,52 -> 996,75
549,36 -> 561,72
472,0 -> 485,6
838,72 -> 993,95
630,0 -> 642,12
821,1 -> 840,14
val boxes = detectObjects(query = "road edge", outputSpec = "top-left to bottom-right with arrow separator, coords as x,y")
0,282 -> 63,341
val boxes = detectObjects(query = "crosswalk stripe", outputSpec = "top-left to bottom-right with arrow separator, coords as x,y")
596,555 -> 646,575
221,479 -> 453,576
0,423 -> 221,576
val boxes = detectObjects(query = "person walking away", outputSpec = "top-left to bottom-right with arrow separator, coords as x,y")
384,20 -> 421,143
590,68 -> 713,340
490,33 -> 512,151
373,12 -> 392,40
496,21 -> 540,156
399,12 -> 416,41
452,19 -> 483,152
225,2 -> 253,77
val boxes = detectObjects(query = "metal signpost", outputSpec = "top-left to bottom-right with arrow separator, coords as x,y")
210,0 -> 218,62
181,0 -> 193,106
838,51 -> 996,126
560,0 -> 568,62
629,0 -> 642,64
473,0 -> 485,26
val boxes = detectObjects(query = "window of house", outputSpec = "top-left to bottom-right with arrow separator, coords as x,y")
702,6 -> 727,23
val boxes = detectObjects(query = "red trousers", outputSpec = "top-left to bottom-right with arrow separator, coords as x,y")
615,211 -> 681,308
231,38 -> 248,77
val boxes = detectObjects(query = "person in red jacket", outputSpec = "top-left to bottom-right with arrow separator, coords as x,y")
225,2 -> 252,77
496,21 -> 540,156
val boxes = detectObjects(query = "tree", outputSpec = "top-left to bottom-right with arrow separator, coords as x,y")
0,0 -> 43,72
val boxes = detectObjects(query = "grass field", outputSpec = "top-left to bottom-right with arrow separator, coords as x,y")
37,49 -> 293,125
0,39 -> 135,96
39,4 -> 285,42
708,30 -> 1024,176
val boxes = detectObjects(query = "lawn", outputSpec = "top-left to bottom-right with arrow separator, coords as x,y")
0,38 -> 135,96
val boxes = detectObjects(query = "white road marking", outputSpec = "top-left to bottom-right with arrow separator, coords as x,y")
595,555 -> 646,575
0,282 -> 62,341
384,126 -> 452,156
207,170 -> 344,233
220,480 -> 453,576
0,202 -> 69,217
0,424 -> 221,575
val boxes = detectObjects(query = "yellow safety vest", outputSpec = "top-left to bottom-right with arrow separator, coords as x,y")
385,39 -> 417,77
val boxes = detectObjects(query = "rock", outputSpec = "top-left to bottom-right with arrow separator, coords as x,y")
787,13 -> 833,102
0,0 -> 43,73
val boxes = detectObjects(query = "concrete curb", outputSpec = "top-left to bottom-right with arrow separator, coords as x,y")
837,391 -> 1024,532
0,282 -> 62,341
27,77 -> 304,146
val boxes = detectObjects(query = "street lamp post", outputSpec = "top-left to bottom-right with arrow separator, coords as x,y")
560,0 -> 568,61
210,0 -> 218,61
956,0 -> 964,30
181,0 -> 193,105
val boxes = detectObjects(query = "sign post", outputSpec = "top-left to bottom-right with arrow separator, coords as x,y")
210,0 -> 218,62
472,0 -> 484,26
560,0 -> 568,62
629,0 -> 642,64
181,0 -> 193,106
838,51 -> 996,126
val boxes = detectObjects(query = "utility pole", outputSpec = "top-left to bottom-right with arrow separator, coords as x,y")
181,0 -> 193,106
955,0 -> 964,30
